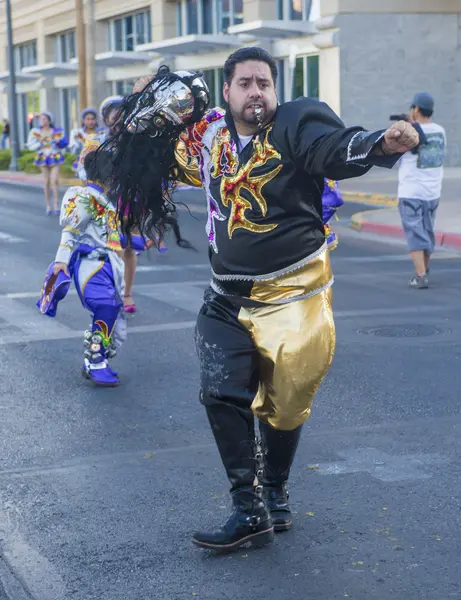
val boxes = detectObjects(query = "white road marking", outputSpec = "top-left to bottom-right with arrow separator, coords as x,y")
338,252 -> 460,263
138,282 -> 207,313
0,320 -> 197,346
0,297 -> 75,337
136,263 -> 209,273
0,505 -> 67,600
0,231 -> 27,243
315,447 -> 450,482
1,280 -> 210,300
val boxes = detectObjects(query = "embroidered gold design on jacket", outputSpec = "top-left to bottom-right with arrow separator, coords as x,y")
211,127 -> 282,238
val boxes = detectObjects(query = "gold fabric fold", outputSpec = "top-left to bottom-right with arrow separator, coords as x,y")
238,287 -> 336,430
250,245 -> 333,304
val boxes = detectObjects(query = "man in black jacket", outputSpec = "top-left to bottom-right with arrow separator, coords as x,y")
123,47 -> 419,552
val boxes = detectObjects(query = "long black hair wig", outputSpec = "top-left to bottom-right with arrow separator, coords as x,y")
98,66 -> 209,249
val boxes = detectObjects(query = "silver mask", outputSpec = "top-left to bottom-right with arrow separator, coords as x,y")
125,70 -> 210,136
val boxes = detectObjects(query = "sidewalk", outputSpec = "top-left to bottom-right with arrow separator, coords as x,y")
351,203 -> 461,250
342,167 -> 461,251
0,170 -> 79,187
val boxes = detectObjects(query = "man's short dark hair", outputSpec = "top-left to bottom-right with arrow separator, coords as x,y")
411,104 -> 433,118
419,107 -> 433,118
223,47 -> 278,85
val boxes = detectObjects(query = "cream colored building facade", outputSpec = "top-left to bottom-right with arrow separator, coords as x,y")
0,0 -> 460,163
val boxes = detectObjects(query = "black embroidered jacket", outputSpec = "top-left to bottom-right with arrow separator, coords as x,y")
175,97 -> 400,279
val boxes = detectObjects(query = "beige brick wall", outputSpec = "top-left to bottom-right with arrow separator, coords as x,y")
321,0 -> 459,16
244,0 -> 277,21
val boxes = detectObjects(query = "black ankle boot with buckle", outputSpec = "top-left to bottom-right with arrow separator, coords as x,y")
259,421 -> 303,532
193,405 -> 274,551
263,483 -> 292,531
192,488 -> 274,551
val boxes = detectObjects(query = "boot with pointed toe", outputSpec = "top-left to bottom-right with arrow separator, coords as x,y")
259,421 -> 303,532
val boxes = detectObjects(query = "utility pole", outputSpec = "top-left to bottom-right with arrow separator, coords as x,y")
75,0 -> 87,110
86,0 -> 95,108
5,0 -> 20,170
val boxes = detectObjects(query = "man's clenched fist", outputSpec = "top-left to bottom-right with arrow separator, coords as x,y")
382,120 -> 419,155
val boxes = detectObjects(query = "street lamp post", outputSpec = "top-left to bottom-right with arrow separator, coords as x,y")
75,0 -> 88,111
5,0 -> 20,170
86,0 -> 96,108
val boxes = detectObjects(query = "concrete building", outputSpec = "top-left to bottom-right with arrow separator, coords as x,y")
0,0 -> 459,164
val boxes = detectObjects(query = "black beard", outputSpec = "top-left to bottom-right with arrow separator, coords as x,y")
232,107 -> 275,131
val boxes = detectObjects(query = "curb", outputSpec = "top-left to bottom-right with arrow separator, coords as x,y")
351,208 -> 461,251
342,191 -> 397,207
0,175 -> 189,190
0,174 -> 80,188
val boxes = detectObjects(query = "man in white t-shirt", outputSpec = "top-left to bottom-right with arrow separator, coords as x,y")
398,92 -> 446,289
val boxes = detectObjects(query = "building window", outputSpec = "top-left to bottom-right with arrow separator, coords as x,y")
216,0 -> 243,32
14,41 -> 37,70
202,68 -> 224,107
176,2 -> 183,36
107,9 -> 152,51
113,80 -> 136,96
277,59 -> 285,103
177,0 -> 243,34
54,31 -> 76,62
277,0 -> 314,20
202,0 -> 214,34
307,54 -> 319,98
59,87 -> 79,133
293,54 -> 319,100
18,91 -> 39,146
186,0 -> 199,34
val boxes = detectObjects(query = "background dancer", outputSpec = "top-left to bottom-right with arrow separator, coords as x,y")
69,107 -> 105,180
27,112 -> 67,215
322,178 -> 344,250
39,149 -> 126,387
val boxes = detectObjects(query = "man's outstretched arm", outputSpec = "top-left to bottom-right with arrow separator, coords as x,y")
274,98 -> 419,181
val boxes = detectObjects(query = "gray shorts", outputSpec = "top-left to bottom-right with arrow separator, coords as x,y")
398,197 -> 440,253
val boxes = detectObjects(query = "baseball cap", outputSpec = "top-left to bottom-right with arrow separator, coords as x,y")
411,92 -> 434,112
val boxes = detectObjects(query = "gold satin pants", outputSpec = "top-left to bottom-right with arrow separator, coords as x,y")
196,246 -> 336,431
239,287 -> 335,430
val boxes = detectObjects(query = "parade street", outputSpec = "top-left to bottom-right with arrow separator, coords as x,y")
0,181 -> 460,600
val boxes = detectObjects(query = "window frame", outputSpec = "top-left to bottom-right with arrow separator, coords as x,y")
112,79 -> 136,96
107,9 -> 152,52
291,54 -> 319,100
54,31 -> 76,63
177,0 -> 243,35
202,67 -> 224,107
276,0 -> 313,21
14,41 -> 37,70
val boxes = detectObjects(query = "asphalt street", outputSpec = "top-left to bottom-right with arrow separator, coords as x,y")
0,181 -> 460,600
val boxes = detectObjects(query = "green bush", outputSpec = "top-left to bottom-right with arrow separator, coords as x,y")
0,149 -> 12,170
18,151 -> 40,173
20,149 -> 35,158
64,152 -> 77,166
60,161 -> 76,179
0,147 -> 78,177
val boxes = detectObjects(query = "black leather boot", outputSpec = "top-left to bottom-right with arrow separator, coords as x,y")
259,421 -> 303,532
192,487 -> 274,550
192,405 -> 274,551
